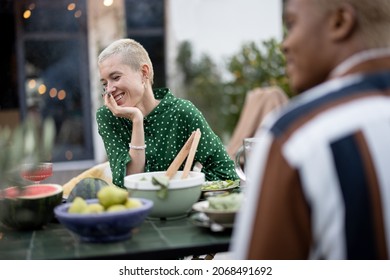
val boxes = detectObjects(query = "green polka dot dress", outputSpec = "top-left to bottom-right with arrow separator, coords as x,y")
96,88 -> 239,187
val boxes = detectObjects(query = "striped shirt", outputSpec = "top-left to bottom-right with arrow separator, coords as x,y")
231,56 -> 390,259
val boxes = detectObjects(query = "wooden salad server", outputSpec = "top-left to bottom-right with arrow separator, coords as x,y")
165,128 -> 202,179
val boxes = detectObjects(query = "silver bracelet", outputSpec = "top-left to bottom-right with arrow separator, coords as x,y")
129,143 -> 147,150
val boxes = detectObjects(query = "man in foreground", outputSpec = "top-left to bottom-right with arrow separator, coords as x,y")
231,0 -> 390,259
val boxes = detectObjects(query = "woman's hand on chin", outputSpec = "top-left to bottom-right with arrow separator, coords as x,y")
104,94 -> 143,121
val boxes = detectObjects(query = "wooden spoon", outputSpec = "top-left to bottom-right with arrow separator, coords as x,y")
181,128 -> 201,179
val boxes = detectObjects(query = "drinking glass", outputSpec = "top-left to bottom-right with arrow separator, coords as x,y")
20,162 -> 53,184
234,138 -> 263,183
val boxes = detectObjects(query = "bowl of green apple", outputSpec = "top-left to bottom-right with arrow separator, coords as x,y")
54,185 -> 153,242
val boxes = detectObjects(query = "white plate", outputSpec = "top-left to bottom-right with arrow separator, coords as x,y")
189,212 -> 234,231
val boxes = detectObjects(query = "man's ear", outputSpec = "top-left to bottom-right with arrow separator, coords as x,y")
328,3 -> 357,41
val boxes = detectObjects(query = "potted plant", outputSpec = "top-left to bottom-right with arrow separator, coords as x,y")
176,38 -> 292,141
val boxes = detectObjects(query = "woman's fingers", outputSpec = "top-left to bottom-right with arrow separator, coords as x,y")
104,93 -> 121,116
103,94 -> 144,122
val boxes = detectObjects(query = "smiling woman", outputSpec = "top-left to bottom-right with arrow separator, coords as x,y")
96,38 -> 239,188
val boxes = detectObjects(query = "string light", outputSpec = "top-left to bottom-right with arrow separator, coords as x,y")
103,0 -> 114,7
49,88 -> 57,98
74,10 -> 82,18
28,79 -> 37,89
67,3 -> 76,11
57,90 -> 66,100
38,84 -> 47,95
23,10 -> 32,19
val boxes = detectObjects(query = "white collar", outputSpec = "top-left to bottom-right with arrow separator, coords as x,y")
330,48 -> 390,77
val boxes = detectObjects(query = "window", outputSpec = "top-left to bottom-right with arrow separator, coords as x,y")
14,0 -> 93,162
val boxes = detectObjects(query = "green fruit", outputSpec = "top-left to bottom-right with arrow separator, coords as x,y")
125,198 -> 143,209
106,204 -> 127,212
68,197 -> 88,214
67,178 -> 109,202
84,203 -> 104,214
97,185 -> 128,208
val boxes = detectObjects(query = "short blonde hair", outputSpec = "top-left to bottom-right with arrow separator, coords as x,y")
98,38 -> 154,84
316,0 -> 390,48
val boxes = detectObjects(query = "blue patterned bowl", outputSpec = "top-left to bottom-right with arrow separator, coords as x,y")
54,198 -> 153,242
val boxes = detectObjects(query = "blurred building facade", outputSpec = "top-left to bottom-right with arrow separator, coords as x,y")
0,0 -> 282,171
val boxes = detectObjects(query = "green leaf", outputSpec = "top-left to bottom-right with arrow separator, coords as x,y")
8,129 -> 24,169
0,127 -> 11,172
152,175 -> 170,199
41,118 -> 55,160
23,122 -> 36,156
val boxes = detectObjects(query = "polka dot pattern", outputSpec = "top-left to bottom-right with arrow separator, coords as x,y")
97,88 -> 238,187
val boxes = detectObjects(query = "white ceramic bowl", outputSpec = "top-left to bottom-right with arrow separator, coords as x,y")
124,171 -> 205,219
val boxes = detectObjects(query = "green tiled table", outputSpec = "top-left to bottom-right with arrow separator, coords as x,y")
0,216 -> 231,260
